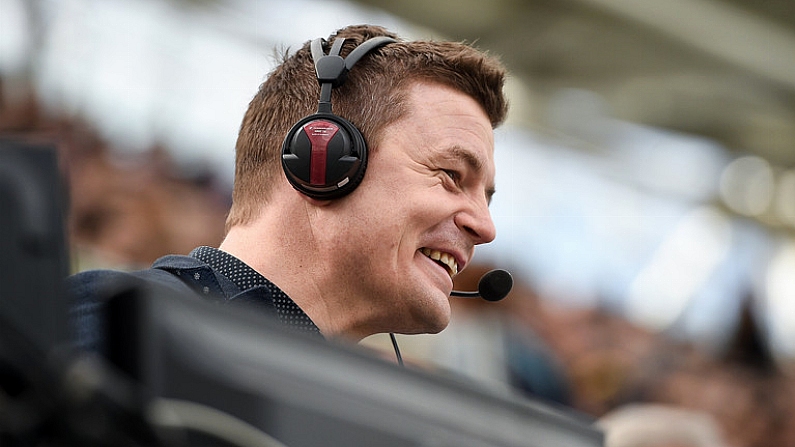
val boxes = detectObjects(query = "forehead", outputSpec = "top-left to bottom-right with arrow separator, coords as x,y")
403,82 -> 496,170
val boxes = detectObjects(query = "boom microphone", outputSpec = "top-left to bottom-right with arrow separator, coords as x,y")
391,269 -> 514,366
450,269 -> 513,302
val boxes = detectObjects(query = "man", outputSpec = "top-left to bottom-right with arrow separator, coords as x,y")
68,24 -> 508,349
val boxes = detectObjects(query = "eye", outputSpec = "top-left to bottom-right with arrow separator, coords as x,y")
443,169 -> 460,182
440,169 -> 463,193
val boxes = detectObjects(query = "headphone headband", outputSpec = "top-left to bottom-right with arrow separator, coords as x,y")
311,36 -> 396,112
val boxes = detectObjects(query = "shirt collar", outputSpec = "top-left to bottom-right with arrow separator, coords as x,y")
190,246 -> 321,336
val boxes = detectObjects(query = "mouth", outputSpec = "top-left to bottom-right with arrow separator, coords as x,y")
420,247 -> 459,278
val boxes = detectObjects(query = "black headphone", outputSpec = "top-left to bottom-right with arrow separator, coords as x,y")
281,36 -> 396,200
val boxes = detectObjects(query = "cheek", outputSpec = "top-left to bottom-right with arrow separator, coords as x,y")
341,206 -> 404,255
352,169 -> 452,243
367,212 -> 416,263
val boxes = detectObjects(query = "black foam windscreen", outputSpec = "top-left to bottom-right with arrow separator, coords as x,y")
477,269 -> 513,302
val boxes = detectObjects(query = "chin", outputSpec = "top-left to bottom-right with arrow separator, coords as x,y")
422,320 -> 449,335
405,300 -> 451,335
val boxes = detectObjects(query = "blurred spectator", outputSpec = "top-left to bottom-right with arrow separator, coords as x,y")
597,404 -> 729,447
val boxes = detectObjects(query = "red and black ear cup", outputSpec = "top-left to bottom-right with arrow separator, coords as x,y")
281,113 -> 367,200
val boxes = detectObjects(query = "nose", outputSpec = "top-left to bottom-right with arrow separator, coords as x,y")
455,197 -> 496,245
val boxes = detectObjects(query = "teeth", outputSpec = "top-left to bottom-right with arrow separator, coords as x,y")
421,248 -> 459,277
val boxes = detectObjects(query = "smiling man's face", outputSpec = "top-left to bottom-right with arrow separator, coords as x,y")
322,81 -> 497,337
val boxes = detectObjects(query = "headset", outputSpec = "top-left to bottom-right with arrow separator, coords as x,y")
281,36 -> 396,200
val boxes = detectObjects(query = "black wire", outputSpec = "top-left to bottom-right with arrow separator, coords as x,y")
388,333 -> 403,367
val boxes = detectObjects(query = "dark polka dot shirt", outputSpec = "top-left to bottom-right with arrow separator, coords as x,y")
190,246 -> 321,336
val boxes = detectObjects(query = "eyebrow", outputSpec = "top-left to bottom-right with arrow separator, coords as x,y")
448,146 -> 496,204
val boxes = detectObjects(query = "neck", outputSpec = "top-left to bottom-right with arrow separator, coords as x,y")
218,201 -> 376,342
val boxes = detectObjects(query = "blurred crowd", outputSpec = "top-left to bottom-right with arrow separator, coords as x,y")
4,80 -> 795,447
0,79 -> 229,271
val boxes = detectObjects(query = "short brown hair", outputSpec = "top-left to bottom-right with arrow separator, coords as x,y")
227,24 -> 508,229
